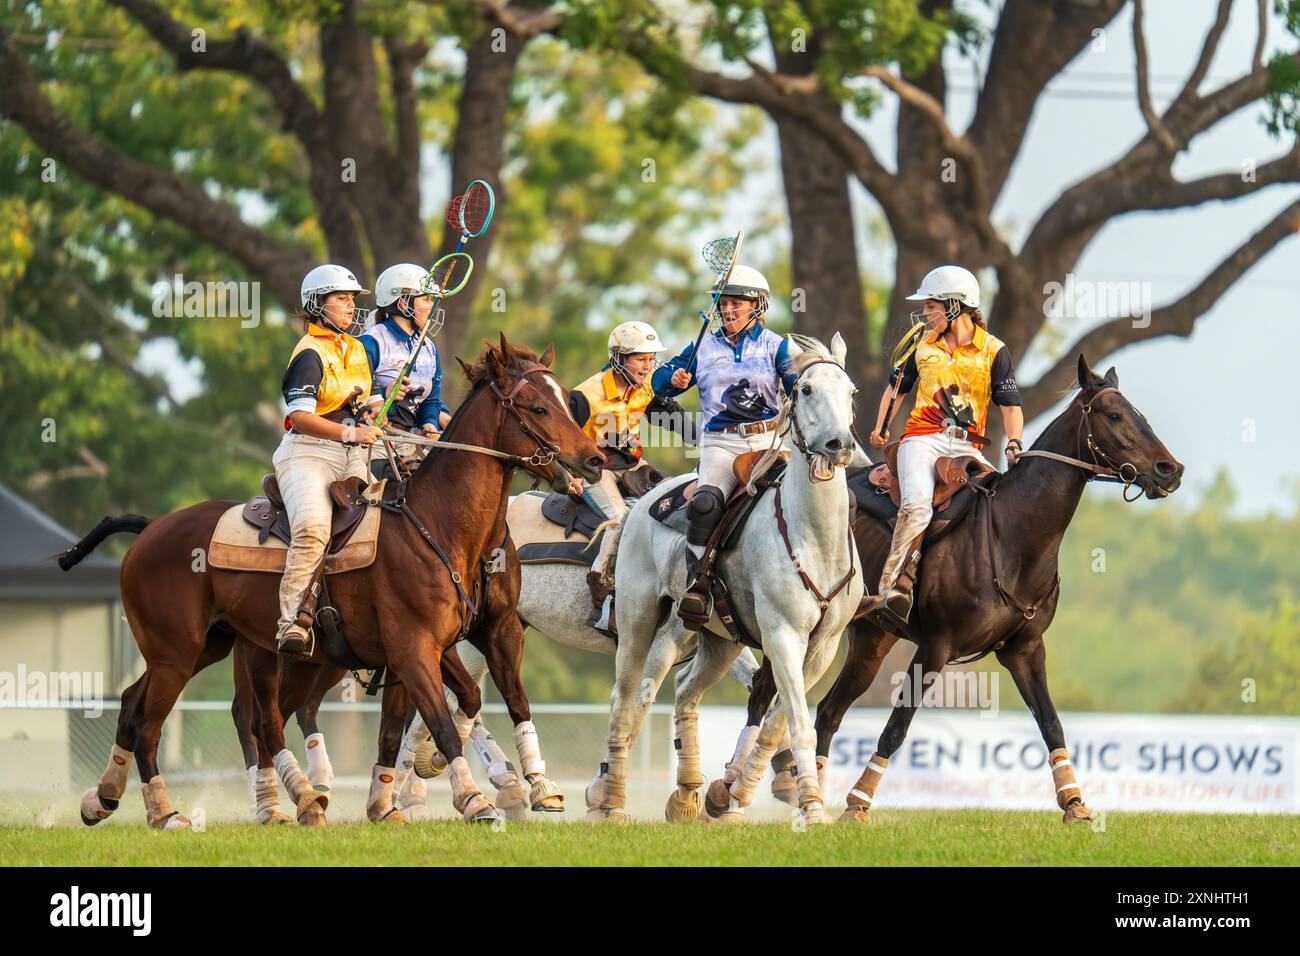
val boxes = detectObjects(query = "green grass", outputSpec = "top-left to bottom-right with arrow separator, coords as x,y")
2,810 -> 1296,866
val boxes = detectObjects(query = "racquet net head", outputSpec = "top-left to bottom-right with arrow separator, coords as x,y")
444,180 -> 494,238
422,252 -> 474,298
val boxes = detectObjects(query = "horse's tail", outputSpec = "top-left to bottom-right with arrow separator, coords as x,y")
57,514 -> 151,570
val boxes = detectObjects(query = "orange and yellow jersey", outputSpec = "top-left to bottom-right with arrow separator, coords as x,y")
569,368 -> 657,459
892,324 -> 1021,440
281,322 -> 373,427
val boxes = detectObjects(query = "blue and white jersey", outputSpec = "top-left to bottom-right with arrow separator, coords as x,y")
360,318 -> 449,429
653,323 -> 796,432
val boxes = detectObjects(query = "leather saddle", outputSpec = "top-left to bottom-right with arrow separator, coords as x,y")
242,474 -> 376,552
847,442 -> 999,544
650,458 -> 787,553
536,460 -> 671,540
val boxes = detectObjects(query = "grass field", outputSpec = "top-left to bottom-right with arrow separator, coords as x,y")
2,810 -> 1296,866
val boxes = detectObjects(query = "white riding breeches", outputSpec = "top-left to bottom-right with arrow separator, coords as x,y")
697,429 -> 783,498
878,430 -> 992,593
272,433 -> 373,636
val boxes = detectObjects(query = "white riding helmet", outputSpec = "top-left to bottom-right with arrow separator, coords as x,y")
716,264 -> 770,301
905,265 -> 980,310
608,320 -> 668,356
300,264 -> 370,309
374,263 -> 430,308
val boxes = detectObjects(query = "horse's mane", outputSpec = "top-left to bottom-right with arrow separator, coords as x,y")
787,333 -> 839,376
460,339 -> 544,387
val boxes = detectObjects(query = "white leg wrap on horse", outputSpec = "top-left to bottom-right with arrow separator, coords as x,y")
253,766 -> 287,823
274,748 -> 312,802
141,775 -> 190,830
513,720 -> 546,779
724,725 -> 760,784
399,712 -> 430,763
846,753 -> 889,810
453,709 -> 475,747
366,765 -> 401,822
1049,748 -> 1083,810
398,771 -> 428,818
731,738 -> 777,807
304,732 -> 333,787
673,713 -> 703,788
602,736 -> 630,809
81,744 -> 134,823
471,717 -> 517,787
447,755 -> 481,812
246,764 -> 258,815
793,747 -> 823,809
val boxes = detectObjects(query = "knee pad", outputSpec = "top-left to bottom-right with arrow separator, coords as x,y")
686,485 -> 726,547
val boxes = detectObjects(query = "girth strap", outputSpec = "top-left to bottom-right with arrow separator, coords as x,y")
772,484 -> 857,639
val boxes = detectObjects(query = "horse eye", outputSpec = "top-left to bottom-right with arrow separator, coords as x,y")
1107,412 -> 1121,421
801,384 -> 812,396
532,406 -> 547,415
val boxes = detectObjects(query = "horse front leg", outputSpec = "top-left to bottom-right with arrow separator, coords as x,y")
471,615 -> 566,814
665,631 -> 742,822
298,665 -> 346,792
997,634 -> 1095,824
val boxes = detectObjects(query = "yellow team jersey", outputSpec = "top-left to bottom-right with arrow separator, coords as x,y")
286,323 -> 372,419
573,369 -> 655,457
899,324 -> 1016,440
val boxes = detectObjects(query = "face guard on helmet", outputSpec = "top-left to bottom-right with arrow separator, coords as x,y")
301,264 -> 372,335
375,262 -> 443,337
904,265 -> 980,333
709,263 -> 770,336
608,320 -> 668,386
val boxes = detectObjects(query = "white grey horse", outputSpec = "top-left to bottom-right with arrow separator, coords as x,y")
587,334 -> 864,825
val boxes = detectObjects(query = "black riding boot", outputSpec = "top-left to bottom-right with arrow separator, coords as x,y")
678,485 -> 725,628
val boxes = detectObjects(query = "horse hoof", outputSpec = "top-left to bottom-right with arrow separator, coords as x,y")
529,777 -> 565,813
79,788 -> 113,826
770,769 -> 798,806
713,809 -> 748,826
800,803 -> 830,826
704,778 -> 732,819
584,777 -> 604,810
840,806 -> 872,825
371,807 -> 408,824
461,794 -> 501,824
413,739 -> 448,780
257,809 -> 294,825
496,782 -> 530,822
665,788 -> 703,823
153,812 -> 191,831
585,806 -> 631,823
296,791 -> 328,827
1062,802 -> 1095,824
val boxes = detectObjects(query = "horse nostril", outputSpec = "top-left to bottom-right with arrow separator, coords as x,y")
586,455 -> 605,472
825,438 -> 843,452
1155,459 -> 1181,477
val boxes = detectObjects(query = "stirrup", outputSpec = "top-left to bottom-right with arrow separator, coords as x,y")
862,588 -> 912,633
277,626 -> 312,657
678,583 -> 713,629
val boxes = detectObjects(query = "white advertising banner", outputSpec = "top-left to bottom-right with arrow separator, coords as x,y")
689,707 -> 1300,814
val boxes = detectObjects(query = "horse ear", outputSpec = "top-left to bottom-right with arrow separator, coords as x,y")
785,334 -> 804,358
456,356 -> 473,380
830,331 -> 847,367
498,331 -> 513,361
540,343 -> 556,368
1103,366 -> 1119,388
1077,354 -> 1100,390
482,340 -> 502,377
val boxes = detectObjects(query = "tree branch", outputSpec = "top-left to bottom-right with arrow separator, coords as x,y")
105,0 -> 364,266
470,0 -> 561,38
0,27 -> 314,309
1132,0 -> 1181,153
1020,196 -> 1300,419
1172,0 -> 1233,109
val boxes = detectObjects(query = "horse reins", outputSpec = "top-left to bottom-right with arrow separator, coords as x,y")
977,386 -> 1141,630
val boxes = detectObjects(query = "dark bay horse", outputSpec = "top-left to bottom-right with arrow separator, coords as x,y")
60,335 -> 603,828
712,356 -> 1183,823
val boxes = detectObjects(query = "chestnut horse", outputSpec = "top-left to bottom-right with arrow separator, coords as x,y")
59,335 -> 603,828
714,357 -> 1184,823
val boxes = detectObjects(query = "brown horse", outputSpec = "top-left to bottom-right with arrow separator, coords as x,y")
713,356 -> 1184,823
60,335 -> 603,828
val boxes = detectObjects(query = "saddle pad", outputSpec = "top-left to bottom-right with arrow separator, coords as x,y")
649,478 -> 697,536
208,481 -> 386,574
509,492 -> 595,547
516,535 -> 603,568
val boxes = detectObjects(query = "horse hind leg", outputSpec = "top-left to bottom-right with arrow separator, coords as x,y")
132,662 -> 195,830
299,666 -> 345,792
665,631 -> 742,823
232,643 -> 292,825
366,681 -> 411,824
80,672 -> 147,826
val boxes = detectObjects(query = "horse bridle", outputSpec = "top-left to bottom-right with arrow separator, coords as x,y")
381,363 -> 565,472
1015,386 -> 1145,502
784,358 -> 854,466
